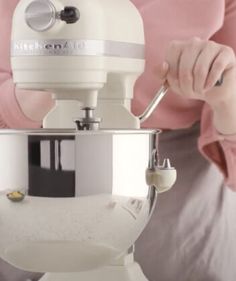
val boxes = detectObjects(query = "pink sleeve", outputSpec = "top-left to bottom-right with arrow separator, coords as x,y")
198,0 -> 236,191
0,0 -> 43,129
198,104 -> 236,190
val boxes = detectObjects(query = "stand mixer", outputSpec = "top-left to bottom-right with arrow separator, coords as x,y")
0,0 -> 177,280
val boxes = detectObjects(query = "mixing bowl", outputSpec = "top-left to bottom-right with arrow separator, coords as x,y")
0,129 -> 159,272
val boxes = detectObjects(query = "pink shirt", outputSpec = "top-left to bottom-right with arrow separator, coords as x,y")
1,0 -> 236,189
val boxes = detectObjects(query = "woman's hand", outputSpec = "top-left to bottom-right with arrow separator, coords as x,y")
159,37 -> 236,134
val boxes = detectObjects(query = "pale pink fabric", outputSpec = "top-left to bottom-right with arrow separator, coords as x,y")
1,0 -> 236,189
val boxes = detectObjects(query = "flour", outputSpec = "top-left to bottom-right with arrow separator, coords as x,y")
0,194 -> 150,272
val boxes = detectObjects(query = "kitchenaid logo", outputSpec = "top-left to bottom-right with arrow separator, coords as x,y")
11,39 -> 145,59
13,40 -> 88,54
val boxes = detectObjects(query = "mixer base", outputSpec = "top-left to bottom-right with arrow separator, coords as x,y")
39,259 -> 148,281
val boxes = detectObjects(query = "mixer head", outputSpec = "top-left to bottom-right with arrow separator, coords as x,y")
11,0 -> 145,129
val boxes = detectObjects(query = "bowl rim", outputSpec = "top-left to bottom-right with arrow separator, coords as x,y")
0,128 -> 162,136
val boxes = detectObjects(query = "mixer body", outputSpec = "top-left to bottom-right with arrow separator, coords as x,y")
11,0 -> 145,129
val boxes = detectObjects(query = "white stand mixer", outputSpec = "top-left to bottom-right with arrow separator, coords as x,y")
0,0 -> 176,280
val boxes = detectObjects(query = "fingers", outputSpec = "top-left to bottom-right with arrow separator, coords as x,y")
178,37 -> 204,96
193,41 -> 221,94
205,46 -> 236,90
165,40 -> 183,92
159,61 -> 170,81
160,38 -> 236,100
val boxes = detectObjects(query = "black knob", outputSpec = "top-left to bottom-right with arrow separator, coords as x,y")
60,6 -> 80,24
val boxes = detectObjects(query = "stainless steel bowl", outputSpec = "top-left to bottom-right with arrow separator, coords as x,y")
0,129 -> 160,272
